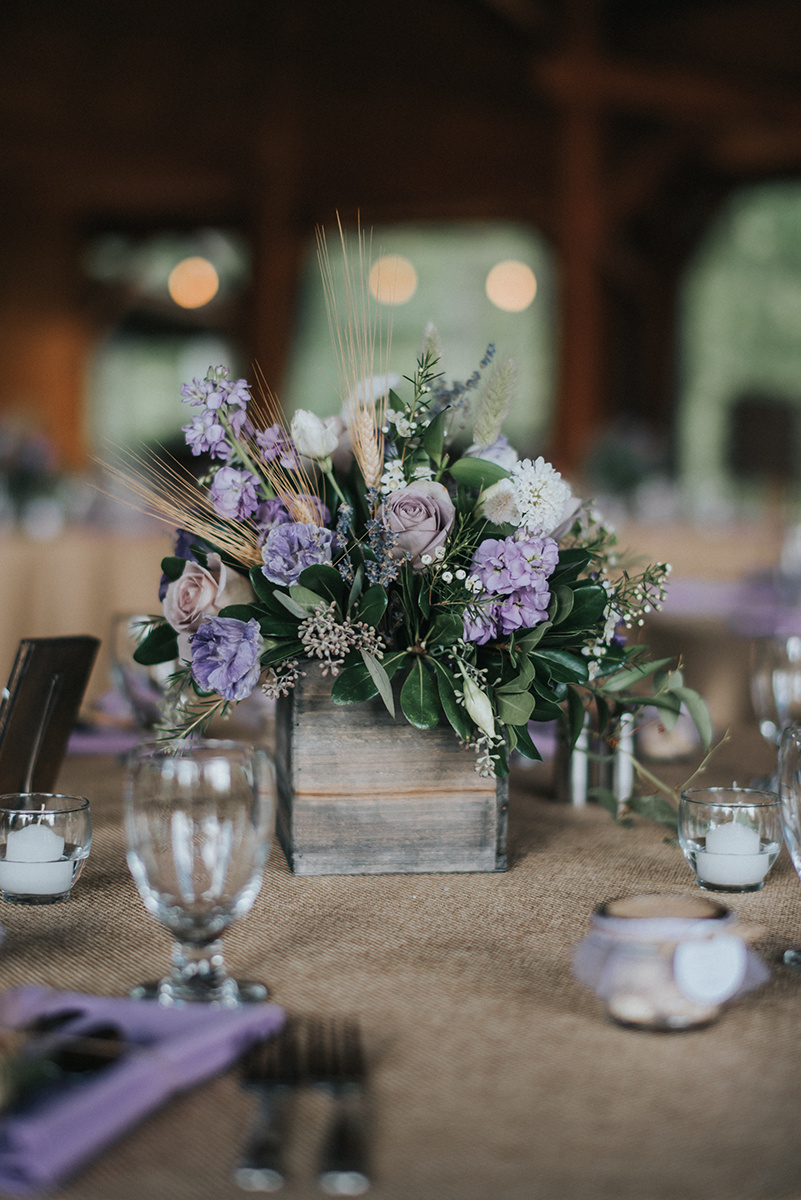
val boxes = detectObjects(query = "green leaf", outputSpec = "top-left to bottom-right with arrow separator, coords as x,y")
360,649 -> 395,717
132,622 -> 178,666
257,616 -> 302,639
426,611 -> 464,647
299,564 -> 347,611
400,659 -> 441,729
641,691 -> 682,731
628,792 -> 679,827
260,639 -> 304,666
496,690 -> 536,725
273,591 -> 312,619
218,604 -> 262,623
417,574 -> 431,619
347,563 -> 365,613
428,658 -> 472,740
160,556 -> 188,583
381,649 -> 412,679
249,567 -> 283,609
551,548 -> 592,583
356,584 -> 388,628
330,658 -> 380,704
533,649 -> 590,685
588,786 -> 619,817
288,584 -> 330,614
670,685 -> 714,752
511,722 -> 543,761
495,657 -> 535,693
600,657 -> 675,693
551,585 -> 575,626
566,686 -> 587,748
423,409 -> 449,462
447,456 -> 510,490
515,622 -> 551,652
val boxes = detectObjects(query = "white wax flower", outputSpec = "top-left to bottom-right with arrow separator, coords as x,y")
480,478 -> 520,525
290,410 -> 339,462
510,456 -> 572,535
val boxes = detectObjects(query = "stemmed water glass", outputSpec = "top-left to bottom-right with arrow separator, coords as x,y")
750,635 -> 801,778
124,739 -> 275,1006
776,722 -> 801,967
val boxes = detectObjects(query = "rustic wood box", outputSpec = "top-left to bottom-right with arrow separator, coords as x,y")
275,663 -> 508,875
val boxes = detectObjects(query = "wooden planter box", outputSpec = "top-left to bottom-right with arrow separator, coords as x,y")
275,663 -> 508,875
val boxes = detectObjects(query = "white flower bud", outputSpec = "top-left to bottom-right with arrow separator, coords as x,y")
290,409 -> 339,462
462,675 -> 495,739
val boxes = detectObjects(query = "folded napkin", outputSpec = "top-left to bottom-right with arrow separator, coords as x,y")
0,985 -> 285,1195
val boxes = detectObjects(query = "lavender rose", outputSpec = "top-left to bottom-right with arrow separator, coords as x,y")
163,552 -> 257,662
379,481 -> 455,570
190,616 -> 262,701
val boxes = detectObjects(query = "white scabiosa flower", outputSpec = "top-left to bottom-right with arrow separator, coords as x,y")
510,456 -> 572,535
479,478 -> 521,526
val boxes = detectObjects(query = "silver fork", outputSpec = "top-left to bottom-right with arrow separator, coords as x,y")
233,1018 -> 303,1193
311,1018 -> 370,1196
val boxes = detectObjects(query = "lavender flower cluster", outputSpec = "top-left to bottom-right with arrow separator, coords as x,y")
180,366 -> 254,460
463,531 -> 559,644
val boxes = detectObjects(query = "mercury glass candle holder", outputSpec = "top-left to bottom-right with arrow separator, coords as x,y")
679,787 -> 782,893
0,794 -> 92,904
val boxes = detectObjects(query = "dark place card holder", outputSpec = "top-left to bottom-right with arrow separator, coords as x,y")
0,636 -> 100,794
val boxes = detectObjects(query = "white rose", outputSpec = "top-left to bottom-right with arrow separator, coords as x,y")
290,410 -> 339,462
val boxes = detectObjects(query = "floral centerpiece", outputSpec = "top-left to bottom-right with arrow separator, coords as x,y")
126,227 -> 712,823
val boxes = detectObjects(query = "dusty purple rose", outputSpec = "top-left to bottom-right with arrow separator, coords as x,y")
261,521 -> 339,586
379,481 -> 455,570
190,616 -> 262,701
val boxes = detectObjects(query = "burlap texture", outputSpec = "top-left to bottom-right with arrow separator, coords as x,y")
0,730 -> 799,1200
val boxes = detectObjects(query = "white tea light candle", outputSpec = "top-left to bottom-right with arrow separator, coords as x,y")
679,787 -> 782,894
696,821 -> 773,888
0,823 -> 74,896
0,793 -> 91,904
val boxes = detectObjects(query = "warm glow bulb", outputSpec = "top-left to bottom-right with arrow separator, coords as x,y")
369,255 -> 418,305
485,260 -> 537,312
168,256 -> 220,308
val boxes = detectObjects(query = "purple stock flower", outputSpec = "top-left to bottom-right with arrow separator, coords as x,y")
256,424 -> 300,471
253,497 -> 293,531
182,410 -> 230,460
190,616 -> 262,702
463,530 -> 558,644
209,467 -> 260,520
261,521 -> 339,586
463,603 -> 497,645
494,587 -> 550,635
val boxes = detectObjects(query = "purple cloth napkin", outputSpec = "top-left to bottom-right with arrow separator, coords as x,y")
0,985 -> 285,1195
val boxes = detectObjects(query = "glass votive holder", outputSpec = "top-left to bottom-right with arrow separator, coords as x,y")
678,786 -> 782,893
0,794 -> 92,904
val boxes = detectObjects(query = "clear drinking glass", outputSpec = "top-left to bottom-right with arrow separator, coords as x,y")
750,635 -> 801,750
124,740 -> 274,1006
778,722 -> 801,967
678,787 -> 782,893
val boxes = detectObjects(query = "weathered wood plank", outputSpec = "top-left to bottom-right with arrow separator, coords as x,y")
275,662 -> 508,875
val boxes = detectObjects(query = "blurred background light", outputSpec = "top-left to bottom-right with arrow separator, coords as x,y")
369,255 -> 418,304
167,256 -> 220,308
485,260 -> 537,311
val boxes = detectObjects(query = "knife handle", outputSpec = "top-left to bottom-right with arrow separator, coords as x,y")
233,1084 -> 292,1193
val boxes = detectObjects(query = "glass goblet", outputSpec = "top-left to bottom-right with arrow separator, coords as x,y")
778,722 -> 801,968
124,739 -> 274,1006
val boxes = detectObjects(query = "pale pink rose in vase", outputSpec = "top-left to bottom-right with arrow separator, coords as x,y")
163,552 -> 256,661
380,481 -> 455,570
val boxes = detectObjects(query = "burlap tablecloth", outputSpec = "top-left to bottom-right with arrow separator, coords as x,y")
1,732 -> 801,1200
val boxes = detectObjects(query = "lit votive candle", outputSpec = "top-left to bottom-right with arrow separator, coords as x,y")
696,821 -> 772,888
0,823 -> 74,896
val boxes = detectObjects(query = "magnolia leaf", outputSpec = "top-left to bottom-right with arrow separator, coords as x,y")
400,659 -> 441,729
447,456 -> 510,490
495,656 -> 535,693
381,649 -> 412,679
160,556 -> 188,582
530,695 -> 565,721
566,686 -> 587,748
550,548 -> 591,583
360,649 -> 395,717
628,792 -> 679,827
496,690 -> 536,725
512,722 -> 543,761
670,685 -> 714,752
357,585 -> 388,627
600,657 -> 675,693
273,590 -> 313,619
133,622 -> 178,666
330,659 -> 379,705
257,616 -> 302,639
428,658 -> 472,740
